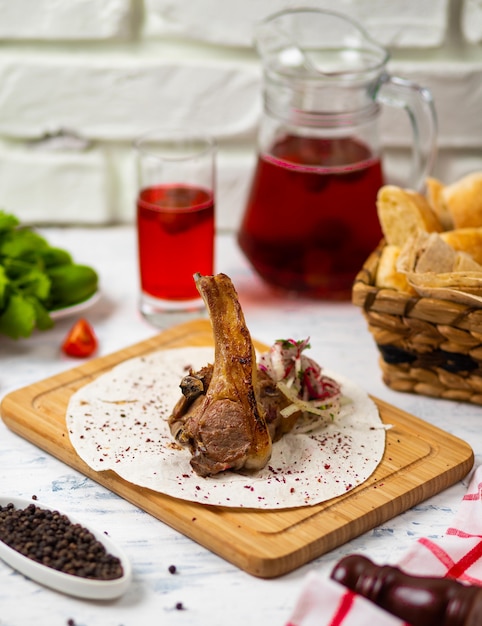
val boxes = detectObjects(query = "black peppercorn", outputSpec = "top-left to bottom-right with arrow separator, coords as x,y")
0,502 -> 123,581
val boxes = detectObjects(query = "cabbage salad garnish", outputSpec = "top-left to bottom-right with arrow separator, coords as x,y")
258,338 -> 347,429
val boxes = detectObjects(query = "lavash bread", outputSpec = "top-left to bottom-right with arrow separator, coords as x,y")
384,229 -> 482,304
376,185 -> 442,247
397,230 -> 482,275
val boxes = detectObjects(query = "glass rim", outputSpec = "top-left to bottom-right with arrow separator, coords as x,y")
134,128 -> 216,162
256,7 -> 390,78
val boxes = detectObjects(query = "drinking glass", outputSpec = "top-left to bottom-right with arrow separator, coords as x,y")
135,129 -> 216,327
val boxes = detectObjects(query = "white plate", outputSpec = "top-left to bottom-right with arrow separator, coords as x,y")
0,496 -> 132,600
49,291 -> 101,320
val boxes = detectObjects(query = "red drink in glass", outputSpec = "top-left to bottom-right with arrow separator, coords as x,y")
137,183 -> 214,301
238,135 -> 384,299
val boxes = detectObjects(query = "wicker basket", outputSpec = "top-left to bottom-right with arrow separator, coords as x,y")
352,241 -> 482,405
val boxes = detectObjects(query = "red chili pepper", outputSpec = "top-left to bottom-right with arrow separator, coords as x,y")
61,318 -> 98,358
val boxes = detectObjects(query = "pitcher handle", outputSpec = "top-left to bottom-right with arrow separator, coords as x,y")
374,74 -> 437,192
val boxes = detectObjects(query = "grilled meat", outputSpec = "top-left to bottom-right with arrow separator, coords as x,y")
170,363 -> 293,448
169,273 -> 272,477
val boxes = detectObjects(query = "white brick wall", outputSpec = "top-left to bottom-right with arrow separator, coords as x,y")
0,0 -> 132,40
0,0 -> 480,230
143,0 -> 451,48
462,0 -> 482,43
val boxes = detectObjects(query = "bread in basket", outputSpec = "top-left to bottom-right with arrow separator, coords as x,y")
352,172 -> 482,405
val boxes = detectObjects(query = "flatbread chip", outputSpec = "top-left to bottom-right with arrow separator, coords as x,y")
412,232 -> 456,274
442,172 -> 482,229
453,251 -> 482,272
377,174 -> 482,306
395,230 -> 482,305
441,227 -> 482,265
408,270 -> 482,291
426,177 -> 453,230
377,185 -> 442,247
375,245 -> 416,294
408,286 -> 482,306
397,231 -> 457,275
406,268 -> 482,305
397,231 -> 482,275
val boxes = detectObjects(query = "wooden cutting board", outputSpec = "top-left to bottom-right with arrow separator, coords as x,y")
0,319 -> 474,578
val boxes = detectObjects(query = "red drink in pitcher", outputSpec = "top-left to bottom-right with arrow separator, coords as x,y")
137,184 -> 214,301
238,135 -> 384,299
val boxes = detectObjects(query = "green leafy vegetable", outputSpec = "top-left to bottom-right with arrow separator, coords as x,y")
46,264 -> 98,310
0,210 -> 99,339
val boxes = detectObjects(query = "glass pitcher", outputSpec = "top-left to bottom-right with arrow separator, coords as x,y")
238,8 -> 437,299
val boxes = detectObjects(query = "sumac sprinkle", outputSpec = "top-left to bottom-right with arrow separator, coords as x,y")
0,502 -> 123,581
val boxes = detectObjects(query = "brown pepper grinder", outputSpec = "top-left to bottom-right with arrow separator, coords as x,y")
330,554 -> 482,626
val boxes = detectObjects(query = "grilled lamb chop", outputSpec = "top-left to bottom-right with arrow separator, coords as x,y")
169,273 -> 273,477
170,363 -> 292,448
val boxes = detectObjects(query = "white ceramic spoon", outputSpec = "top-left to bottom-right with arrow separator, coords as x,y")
0,496 -> 132,600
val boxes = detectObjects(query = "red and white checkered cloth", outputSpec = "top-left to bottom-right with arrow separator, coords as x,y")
286,464 -> 482,626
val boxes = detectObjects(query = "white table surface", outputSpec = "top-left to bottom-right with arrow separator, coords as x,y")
1,226 -> 481,626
